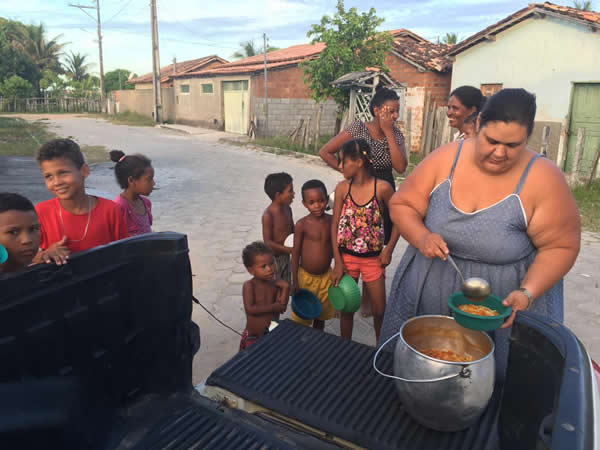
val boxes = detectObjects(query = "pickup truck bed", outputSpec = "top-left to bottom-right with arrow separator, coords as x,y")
1,233 -> 597,449
205,319 -> 502,449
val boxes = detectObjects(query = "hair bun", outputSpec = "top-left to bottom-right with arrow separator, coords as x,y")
375,83 -> 385,92
109,150 -> 126,163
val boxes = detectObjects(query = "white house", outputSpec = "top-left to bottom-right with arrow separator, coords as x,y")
448,2 -> 600,173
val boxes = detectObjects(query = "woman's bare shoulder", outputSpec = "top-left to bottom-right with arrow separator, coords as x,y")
409,140 -> 462,178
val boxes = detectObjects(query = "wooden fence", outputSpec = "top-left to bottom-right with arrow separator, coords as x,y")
0,97 -> 102,114
568,127 -> 600,186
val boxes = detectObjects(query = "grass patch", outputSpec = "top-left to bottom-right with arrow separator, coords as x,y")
0,116 -> 109,164
0,117 -> 55,156
102,111 -> 157,127
572,180 -> 600,232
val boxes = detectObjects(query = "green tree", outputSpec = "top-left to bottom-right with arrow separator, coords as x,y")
231,39 -> 279,59
104,68 -> 136,93
0,18 -> 41,88
10,23 -> 65,75
301,1 -> 393,120
441,32 -> 458,44
573,0 -> 593,10
64,51 -> 92,82
69,75 -> 100,98
0,74 -> 36,98
39,70 -> 67,97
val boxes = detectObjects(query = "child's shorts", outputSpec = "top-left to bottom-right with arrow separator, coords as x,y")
291,267 -> 336,326
341,253 -> 385,283
274,254 -> 291,286
239,328 -> 268,352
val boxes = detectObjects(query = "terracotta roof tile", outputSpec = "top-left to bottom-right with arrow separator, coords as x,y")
180,43 -> 325,77
449,2 -> 600,56
128,55 -> 228,84
392,37 -> 453,72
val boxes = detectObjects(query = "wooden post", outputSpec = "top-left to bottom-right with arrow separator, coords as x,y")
405,108 -> 412,153
349,90 -> 357,122
303,117 -> 311,149
419,92 -> 431,155
423,101 -> 436,155
314,103 -> 323,152
588,148 -> 600,186
291,119 -> 304,145
556,118 -> 569,170
570,127 -> 585,185
540,125 -> 550,156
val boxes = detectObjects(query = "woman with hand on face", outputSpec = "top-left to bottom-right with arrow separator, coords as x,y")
380,89 -> 580,380
319,85 -> 408,316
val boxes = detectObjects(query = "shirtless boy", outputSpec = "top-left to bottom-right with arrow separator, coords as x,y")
291,180 -> 335,330
262,172 -> 294,293
240,241 -> 290,351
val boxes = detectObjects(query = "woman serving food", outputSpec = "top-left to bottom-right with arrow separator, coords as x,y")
380,88 -> 581,379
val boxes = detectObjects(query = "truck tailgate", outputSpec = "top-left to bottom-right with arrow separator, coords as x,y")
206,320 -> 501,450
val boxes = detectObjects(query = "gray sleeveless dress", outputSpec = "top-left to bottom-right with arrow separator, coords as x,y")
380,141 -> 564,379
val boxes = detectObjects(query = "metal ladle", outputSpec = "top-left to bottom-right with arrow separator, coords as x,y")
446,254 -> 491,300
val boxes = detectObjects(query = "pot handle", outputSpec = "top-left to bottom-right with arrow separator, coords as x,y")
373,331 -> 472,383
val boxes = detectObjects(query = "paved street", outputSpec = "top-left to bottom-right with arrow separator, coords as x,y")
3,116 -> 600,384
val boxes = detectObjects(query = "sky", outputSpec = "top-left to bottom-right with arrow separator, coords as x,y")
3,0 -> 572,77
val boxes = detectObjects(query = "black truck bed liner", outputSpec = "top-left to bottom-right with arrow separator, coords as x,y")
207,320 -> 501,450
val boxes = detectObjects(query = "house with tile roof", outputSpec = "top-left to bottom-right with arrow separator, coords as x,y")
128,55 -> 228,89
448,2 -> 600,170
172,31 -> 452,152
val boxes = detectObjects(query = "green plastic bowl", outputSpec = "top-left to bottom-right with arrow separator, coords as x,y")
328,274 -> 361,313
0,244 -> 7,264
448,292 -> 512,331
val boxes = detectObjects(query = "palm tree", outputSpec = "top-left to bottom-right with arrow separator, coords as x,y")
573,0 -> 593,10
231,39 -> 279,59
441,32 -> 458,45
64,51 -> 93,82
10,23 -> 65,74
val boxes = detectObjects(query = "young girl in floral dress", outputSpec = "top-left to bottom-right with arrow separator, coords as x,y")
110,150 -> 155,236
331,139 -> 400,342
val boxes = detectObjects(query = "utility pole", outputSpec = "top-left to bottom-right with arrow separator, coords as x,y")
150,0 -> 162,123
263,33 -> 268,138
69,1 -> 106,112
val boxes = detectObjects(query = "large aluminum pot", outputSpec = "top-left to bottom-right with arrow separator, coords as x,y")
373,315 -> 495,431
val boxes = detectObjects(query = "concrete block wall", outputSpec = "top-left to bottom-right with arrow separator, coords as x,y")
252,97 -> 338,139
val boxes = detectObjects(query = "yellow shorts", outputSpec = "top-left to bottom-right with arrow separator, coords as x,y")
292,266 -> 336,326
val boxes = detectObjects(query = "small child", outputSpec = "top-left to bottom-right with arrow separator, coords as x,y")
110,150 -> 155,236
262,172 -> 294,294
291,180 -> 335,330
0,193 -> 41,273
33,139 -> 129,265
331,139 -> 400,342
240,241 -> 289,351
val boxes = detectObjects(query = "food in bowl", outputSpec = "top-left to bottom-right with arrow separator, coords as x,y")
458,304 -> 499,317
419,348 -> 473,362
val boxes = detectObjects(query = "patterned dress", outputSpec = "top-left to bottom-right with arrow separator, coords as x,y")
346,120 -> 405,244
380,141 -> 564,381
337,179 -> 385,257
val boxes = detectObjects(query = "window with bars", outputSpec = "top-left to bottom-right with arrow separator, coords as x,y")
201,83 -> 213,94
180,84 -> 190,94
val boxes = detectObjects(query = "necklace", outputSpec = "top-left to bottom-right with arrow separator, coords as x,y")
59,195 -> 92,243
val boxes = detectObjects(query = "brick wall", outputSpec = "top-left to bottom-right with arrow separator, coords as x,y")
253,66 -> 312,99
384,53 -> 452,152
252,97 -> 338,139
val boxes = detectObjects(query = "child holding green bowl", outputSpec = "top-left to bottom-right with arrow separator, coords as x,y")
331,139 -> 400,342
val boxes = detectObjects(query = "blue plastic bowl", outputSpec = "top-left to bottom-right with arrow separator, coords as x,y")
292,289 -> 322,320
0,244 -> 7,264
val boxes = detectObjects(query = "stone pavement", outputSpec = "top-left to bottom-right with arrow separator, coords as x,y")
3,116 -> 600,385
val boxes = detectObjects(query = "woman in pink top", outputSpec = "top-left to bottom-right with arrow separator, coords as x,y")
110,150 -> 155,236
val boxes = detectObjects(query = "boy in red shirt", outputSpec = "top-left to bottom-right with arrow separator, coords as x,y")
33,139 -> 129,265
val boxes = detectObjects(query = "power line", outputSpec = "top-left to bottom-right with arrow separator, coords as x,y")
104,0 -> 139,26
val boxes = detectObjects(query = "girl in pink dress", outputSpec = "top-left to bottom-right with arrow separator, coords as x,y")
110,150 -> 155,236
